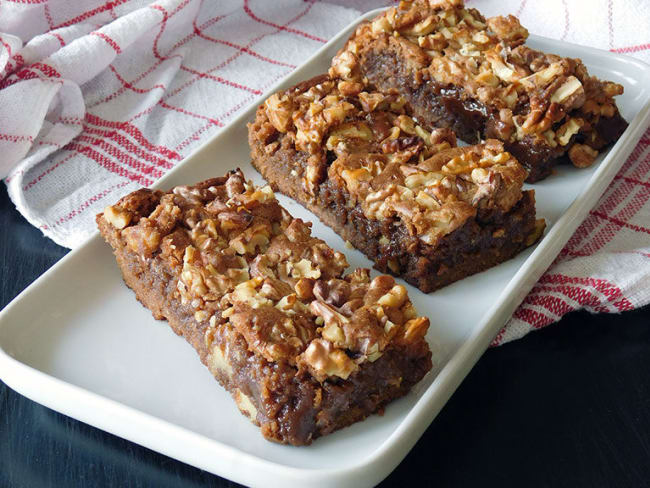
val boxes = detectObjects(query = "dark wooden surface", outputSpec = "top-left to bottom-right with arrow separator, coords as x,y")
2,182 -> 649,488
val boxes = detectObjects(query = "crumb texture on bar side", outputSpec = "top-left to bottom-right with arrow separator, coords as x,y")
97,169 -> 432,445
249,75 -> 545,292
330,0 -> 627,181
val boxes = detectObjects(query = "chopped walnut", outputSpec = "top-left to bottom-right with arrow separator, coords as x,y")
103,205 -> 132,229
568,143 -> 599,168
486,15 -> 528,45
377,284 -> 408,308
264,93 -> 293,133
290,258 -> 321,279
396,317 -> 430,345
550,76 -> 585,110
298,339 -> 358,381
556,118 -> 584,146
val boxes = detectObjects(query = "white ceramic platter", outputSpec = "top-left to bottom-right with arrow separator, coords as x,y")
2,8 -> 650,488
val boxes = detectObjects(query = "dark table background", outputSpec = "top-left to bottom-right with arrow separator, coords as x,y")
1,182 -> 649,488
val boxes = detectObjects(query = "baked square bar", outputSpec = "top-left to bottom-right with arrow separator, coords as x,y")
96,169 -> 432,445
330,0 -> 628,182
249,75 -> 545,292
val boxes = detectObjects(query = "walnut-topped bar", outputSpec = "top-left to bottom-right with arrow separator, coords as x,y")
97,169 -> 432,445
331,0 -> 627,182
249,75 -> 545,292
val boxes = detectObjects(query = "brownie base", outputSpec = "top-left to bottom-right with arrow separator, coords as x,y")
249,129 -> 539,293
354,36 -> 628,183
97,217 -> 431,445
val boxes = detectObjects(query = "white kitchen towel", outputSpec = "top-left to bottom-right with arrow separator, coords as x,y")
0,0 -> 648,344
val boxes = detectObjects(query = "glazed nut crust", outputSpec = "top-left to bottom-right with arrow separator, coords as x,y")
332,0 -> 625,171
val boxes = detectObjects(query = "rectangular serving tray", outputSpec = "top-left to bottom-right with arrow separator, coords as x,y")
2,8 -> 650,488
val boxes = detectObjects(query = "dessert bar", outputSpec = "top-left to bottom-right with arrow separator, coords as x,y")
97,170 -> 432,445
249,75 -> 545,292
330,0 -> 627,181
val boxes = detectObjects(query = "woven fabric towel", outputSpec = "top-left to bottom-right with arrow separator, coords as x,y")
1,0 -> 648,345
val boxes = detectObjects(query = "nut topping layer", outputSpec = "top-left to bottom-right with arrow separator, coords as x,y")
259,75 -> 456,196
332,0 -> 625,169
101,170 -> 430,381
257,75 -> 527,247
